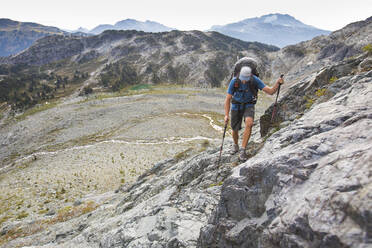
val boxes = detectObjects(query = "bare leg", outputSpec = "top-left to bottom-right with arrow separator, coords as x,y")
232,130 -> 239,145
241,117 -> 254,149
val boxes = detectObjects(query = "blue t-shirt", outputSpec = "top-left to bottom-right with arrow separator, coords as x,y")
227,76 -> 266,110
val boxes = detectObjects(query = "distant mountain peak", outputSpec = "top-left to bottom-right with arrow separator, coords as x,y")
263,14 -> 278,23
90,19 -> 174,34
114,18 -> 137,25
210,13 -> 330,47
75,27 -> 89,33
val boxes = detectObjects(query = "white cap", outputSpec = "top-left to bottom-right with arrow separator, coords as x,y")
239,66 -> 252,81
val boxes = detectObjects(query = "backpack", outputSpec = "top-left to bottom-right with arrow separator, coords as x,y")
230,57 -> 259,104
233,57 -> 260,78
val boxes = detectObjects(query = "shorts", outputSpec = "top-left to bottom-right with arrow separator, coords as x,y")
231,106 -> 255,131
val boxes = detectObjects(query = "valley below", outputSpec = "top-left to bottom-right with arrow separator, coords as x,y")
0,84 -> 273,246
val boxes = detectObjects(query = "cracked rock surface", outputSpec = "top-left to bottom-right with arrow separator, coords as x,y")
198,70 -> 372,247
3,148 -> 239,248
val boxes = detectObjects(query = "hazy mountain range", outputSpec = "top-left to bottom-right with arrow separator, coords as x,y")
0,14 -> 331,57
210,13 -> 331,47
88,19 -> 175,34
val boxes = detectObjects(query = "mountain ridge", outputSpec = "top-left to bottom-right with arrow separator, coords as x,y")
0,14 -> 331,57
0,18 -> 67,57
89,19 -> 175,34
210,13 -> 331,47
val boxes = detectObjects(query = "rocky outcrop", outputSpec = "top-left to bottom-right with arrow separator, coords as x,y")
198,70 -> 372,247
260,53 -> 368,137
3,149 -> 238,248
268,16 -> 372,85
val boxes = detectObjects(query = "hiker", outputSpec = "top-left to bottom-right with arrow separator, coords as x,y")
224,66 -> 284,161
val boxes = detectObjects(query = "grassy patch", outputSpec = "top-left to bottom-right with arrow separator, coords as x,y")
208,181 -> 223,187
38,209 -> 48,215
174,148 -> 193,161
15,101 -> 59,121
77,84 -> 201,104
44,129 -> 116,152
50,201 -> 98,224
0,215 -> 11,225
1,152 -> 22,165
0,201 -> 97,246
362,44 -> 372,55
200,140 -> 210,152
16,211 -> 28,220
315,88 -> 327,97
329,76 -> 338,84
304,96 -> 315,109
130,84 -> 152,91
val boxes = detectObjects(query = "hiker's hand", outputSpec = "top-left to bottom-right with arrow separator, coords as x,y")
277,75 -> 284,85
224,115 -> 229,124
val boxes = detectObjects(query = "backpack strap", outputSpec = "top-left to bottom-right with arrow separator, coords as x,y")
232,74 -> 240,94
248,76 -> 258,104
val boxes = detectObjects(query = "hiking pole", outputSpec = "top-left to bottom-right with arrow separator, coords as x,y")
217,122 -> 228,166
271,74 -> 284,123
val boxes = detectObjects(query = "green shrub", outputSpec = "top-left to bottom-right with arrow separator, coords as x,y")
304,96 -> 314,109
181,34 -> 202,50
80,86 -> 93,95
315,88 -> 327,97
99,61 -> 139,91
208,181 -> 223,187
329,76 -> 338,84
165,64 -> 190,84
0,63 -> 86,110
283,45 -> 305,57
362,44 -> 372,54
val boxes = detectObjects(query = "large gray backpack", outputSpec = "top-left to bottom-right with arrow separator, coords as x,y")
230,57 -> 260,104
233,57 -> 259,78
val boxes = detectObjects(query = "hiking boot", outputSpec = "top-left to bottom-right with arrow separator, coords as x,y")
238,148 -> 249,162
229,144 -> 239,155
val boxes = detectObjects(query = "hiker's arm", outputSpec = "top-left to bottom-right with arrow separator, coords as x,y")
262,77 -> 284,95
224,94 -> 232,123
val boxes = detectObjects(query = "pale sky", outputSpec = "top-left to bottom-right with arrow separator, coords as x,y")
1,0 -> 371,31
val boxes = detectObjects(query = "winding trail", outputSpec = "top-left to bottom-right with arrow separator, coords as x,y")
177,112 -> 224,133
2,112 -> 224,173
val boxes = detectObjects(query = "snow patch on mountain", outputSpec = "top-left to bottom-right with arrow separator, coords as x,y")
264,14 -> 278,23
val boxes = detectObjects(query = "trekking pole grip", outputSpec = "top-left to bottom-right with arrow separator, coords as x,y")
276,74 -> 284,102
